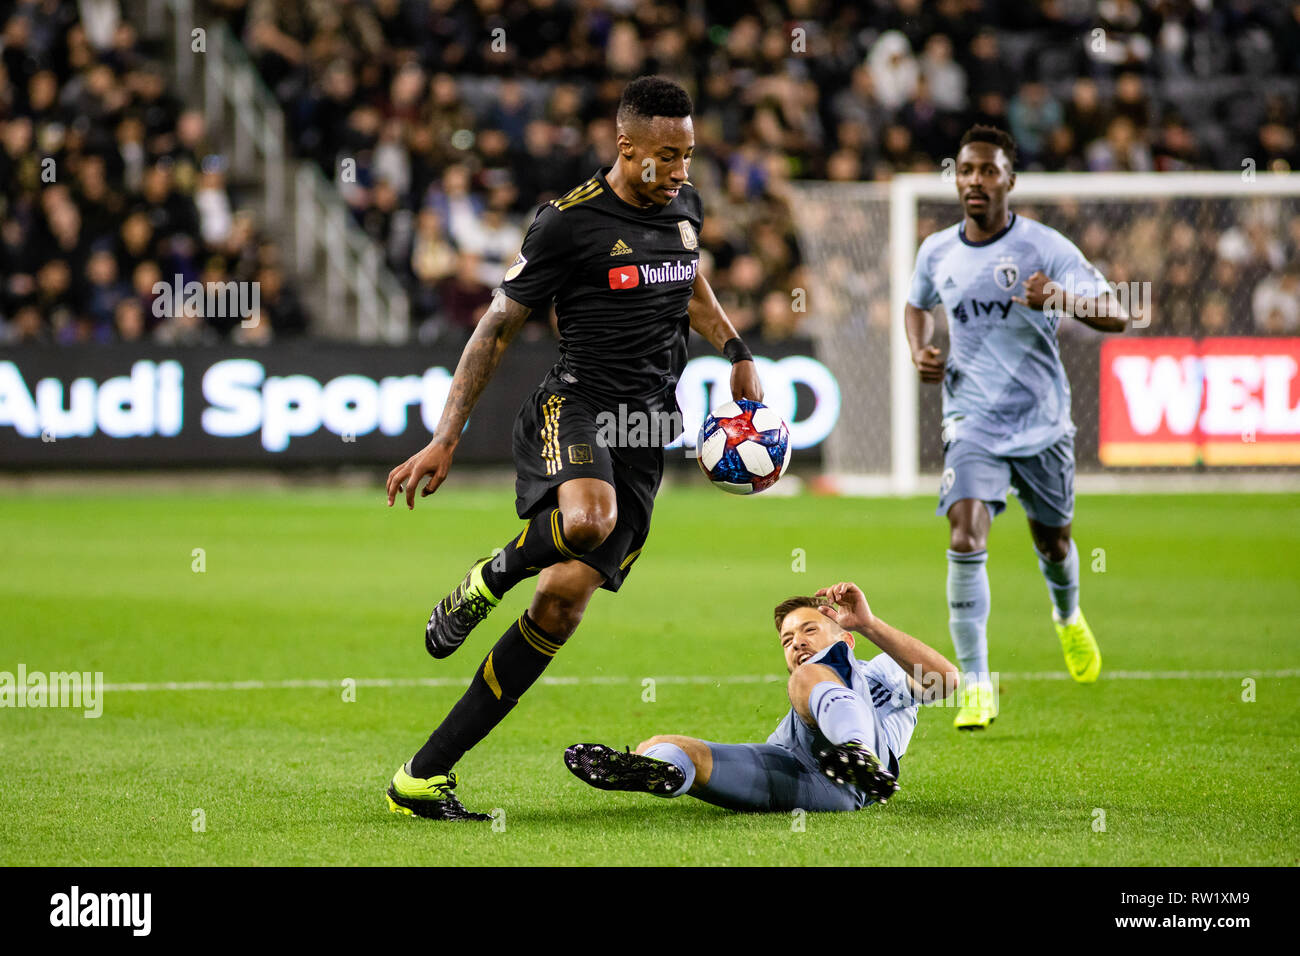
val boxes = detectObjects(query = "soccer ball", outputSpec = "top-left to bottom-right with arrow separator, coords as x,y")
696,399 -> 792,495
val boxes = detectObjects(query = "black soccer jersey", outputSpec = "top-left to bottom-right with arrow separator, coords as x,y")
499,166 -> 704,414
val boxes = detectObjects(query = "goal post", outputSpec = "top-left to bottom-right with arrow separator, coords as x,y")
790,171 -> 1300,495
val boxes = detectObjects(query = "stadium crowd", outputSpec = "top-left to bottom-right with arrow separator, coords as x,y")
0,0 -> 311,345
2,0 -> 1299,344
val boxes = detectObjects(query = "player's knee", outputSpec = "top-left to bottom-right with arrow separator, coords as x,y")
788,663 -> 837,721
528,589 -> 588,639
790,661 -> 836,691
948,525 -> 986,553
561,503 -> 617,552
1036,530 -> 1070,562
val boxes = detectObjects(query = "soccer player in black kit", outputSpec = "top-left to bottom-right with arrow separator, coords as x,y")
382,76 -> 763,820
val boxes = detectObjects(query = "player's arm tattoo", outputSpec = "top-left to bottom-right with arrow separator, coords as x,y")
687,271 -> 743,350
430,292 -> 531,446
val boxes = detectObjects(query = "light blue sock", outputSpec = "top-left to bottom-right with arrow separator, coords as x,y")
947,548 -> 991,683
1037,538 -> 1080,622
808,681 -> 880,753
642,742 -> 695,797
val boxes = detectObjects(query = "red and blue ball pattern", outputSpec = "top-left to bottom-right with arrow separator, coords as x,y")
697,399 -> 792,495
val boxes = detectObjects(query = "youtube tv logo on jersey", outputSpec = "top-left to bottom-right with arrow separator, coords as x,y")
608,260 -> 698,290
608,265 -> 639,289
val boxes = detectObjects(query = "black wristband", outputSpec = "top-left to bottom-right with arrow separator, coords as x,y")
722,337 -> 752,365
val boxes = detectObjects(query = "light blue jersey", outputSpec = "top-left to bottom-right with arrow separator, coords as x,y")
908,213 -> 1107,457
767,640 -> 918,774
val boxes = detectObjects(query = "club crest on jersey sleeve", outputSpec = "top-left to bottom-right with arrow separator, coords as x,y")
504,252 -> 527,281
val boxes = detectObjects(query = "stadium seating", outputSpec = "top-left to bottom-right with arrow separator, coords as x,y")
2,0 -> 1298,343
0,2 -> 302,344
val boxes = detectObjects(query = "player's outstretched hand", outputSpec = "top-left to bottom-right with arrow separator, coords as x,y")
912,345 -> 944,384
815,582 -> 875,633
1012,270 -> 1060,310
386,441 -> 454,510
730,359 -> 763,403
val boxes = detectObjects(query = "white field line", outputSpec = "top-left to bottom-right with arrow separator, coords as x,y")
99,669 -> 1300,693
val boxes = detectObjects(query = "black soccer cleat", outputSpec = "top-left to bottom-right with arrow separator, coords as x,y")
816,742 -> 900,804
564,743 -> 687,796
425,556 -> 499,659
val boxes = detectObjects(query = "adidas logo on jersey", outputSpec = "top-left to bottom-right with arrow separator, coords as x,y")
610,239 -> 633,256
943,276 -> 958,289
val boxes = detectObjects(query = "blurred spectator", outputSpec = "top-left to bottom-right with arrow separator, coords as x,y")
84,245 -> 131,337
1064,79 -> 1110,149
1153,115 -> 1201,171
867,31 -> 918,113
1086,116 -> 1154,172
919,34 -> 966,113
458,190 -> 524,287
1008,82 -> 1063,166
1089,0 -> 1155,70
963,29 -> 1012,99
194,156 -> 234,247
1252,263 -> 1300,333
434,251 -> 494,341
1111,73 -> 1153,132
254,264 -> 309,339
113,297 -> 147,342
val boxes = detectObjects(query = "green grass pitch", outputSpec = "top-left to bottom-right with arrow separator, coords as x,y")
1,482 -> 1296,866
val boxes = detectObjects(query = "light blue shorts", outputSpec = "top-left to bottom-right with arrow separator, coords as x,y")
936,433 -> 1075,527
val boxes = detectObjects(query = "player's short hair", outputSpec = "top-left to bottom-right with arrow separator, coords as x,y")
959,124 -> 1017,168
773,596 -> 825,633
616,75 -> 693,128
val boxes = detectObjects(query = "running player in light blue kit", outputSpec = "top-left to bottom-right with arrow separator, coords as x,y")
905,126 -> 1129,730
564,582 -> 959,812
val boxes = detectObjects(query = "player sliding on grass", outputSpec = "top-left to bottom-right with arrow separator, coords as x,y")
905,125 -> 1129,730
566,582 -> 958,812
382,76 -> 762,821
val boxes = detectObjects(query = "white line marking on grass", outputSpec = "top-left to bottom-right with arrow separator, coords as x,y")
1005,669 -> 1300,681
99,669 -> 1300,693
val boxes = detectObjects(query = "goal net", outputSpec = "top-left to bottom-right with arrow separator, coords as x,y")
789,172 -> 1300,494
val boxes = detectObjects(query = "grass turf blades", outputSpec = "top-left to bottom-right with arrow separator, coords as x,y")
0,486 -> 1296,865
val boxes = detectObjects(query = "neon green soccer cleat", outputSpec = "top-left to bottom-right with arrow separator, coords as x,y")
385,764 -> 491,821
1055,608 -> 1101,683
952,680 -> 998,730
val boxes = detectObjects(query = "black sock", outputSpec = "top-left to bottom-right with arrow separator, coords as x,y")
409,612 -> 567,778
481,508 -> 584,598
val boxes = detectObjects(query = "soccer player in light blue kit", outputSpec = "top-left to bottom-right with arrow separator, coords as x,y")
564,582 -> 959,812
905,126 -> 1129,729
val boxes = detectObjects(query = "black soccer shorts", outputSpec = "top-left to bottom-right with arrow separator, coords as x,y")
511,386 -> 664,592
